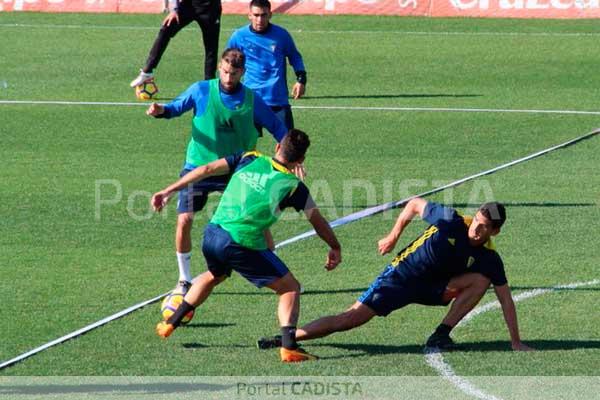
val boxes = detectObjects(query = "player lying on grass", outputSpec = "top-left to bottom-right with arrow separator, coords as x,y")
152,129 -> 342,362
258,198 -> 534,352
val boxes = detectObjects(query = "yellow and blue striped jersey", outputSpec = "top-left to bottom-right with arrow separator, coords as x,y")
390,202 -> 507,285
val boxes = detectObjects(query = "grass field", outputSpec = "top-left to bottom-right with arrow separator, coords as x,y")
1,11 -> 599,384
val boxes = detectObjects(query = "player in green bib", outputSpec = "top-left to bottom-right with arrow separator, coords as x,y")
151,129 -> 341,362
146,49 -> 289,296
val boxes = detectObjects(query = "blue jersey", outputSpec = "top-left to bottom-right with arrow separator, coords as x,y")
159,80 -> 288,167
391,202 -> 507,285
227,24 -> 305,107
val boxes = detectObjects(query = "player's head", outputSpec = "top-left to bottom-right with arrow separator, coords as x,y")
276,129 -> 310,165
219,48 -> 245,92
468,202 -> 506,245
248,0 -> 272,33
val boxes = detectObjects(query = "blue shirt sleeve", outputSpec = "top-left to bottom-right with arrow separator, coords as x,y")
422,202 -> 462,228
224,151 -> 244,171
279,181 -> 314,212
253,94 -> 288,142
283,30 -> 305,73
161,81 -> 209,119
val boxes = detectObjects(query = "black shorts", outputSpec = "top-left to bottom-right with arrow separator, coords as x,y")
358,265 -> 450,316
202,224 -> 290,288
176,168 -> 229,213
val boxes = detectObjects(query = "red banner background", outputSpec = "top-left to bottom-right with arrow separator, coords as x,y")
1,0 -> 599,18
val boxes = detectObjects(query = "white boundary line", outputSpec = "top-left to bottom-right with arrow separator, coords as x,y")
424,279 -> 600,400
2,23 -> 600,37
2,100 -> 600,116
0,129 -> 598,371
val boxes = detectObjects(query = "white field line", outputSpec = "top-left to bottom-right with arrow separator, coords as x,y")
424,279 -> 600,400
2,23 -> 600,37
2,100 -> 600,116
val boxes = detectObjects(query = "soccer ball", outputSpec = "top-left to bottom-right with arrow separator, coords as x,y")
160,293 -> 194,325
135,80 -> 159,100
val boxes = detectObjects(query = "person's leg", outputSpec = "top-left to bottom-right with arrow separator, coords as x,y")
442,273 -> 490,327
427,273 -> 490,348
174,180 -> 209,290
157,224 -> 232,338
143,6 -> 194,73
184,270 -> 227,307
295,301 -> 376,341
258,265 -> 402,349
195,10 -> 221,80
266,272 -> 320,362
266,272 -> 301,341
175,212 -> 195,284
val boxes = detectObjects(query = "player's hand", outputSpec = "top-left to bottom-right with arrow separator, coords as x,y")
291,83 -> 305,100
292,163 -> 306,180
512,342 -> 535,351
146,102 -> 164,117
151,190 -> 171,212
378,234 -> 398,255
324,247 -> 341,271
162,11 -> 179,27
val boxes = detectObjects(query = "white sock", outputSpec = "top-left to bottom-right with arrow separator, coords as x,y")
176,252 -> 192,283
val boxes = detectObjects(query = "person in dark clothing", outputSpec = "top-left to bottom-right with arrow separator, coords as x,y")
130,0 -> 222,87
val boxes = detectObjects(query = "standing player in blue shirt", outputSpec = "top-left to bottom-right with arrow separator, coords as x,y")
258,198 -> 534,352
226,0 -> 307,131
146,48 -> 288,296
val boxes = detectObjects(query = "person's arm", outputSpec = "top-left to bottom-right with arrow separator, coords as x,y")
147,82 -> 203,119
378,197 -> 428,255
263,229 -> 275,251
151,158 -> 230,212
253,94 -> 288,142
493,284 -> 534,351
285,32 -> 306,100
304,207 -> 341,271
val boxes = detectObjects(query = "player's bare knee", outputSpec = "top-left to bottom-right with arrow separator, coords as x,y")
177,213 -> 194,229
472,273 -> 491,291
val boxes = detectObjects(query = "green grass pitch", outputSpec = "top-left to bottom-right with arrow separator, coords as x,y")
0,12 -> 599,379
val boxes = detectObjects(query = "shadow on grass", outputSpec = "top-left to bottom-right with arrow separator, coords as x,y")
214,287 -> 367,296
184,322 -> 236,328
182,343 -> 251,349
302,93 -> 483,100
0,382 -> 234,395
312,339 -> 600,359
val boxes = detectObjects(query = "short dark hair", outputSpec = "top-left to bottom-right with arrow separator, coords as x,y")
221,48 -> 245,69
478,202 -> 506,229
250,0 -> 271,10
280,129 -> 310,163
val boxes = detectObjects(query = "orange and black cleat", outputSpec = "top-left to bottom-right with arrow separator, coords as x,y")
156,321 -> 175,338
280,347 -> 319,362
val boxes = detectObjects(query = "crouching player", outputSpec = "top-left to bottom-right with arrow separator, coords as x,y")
258,198 -> 534,352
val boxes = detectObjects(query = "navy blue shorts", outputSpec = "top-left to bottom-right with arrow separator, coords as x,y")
176,168 -> 229,213
201,223 -> 290,288
358,265 -> 450,316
